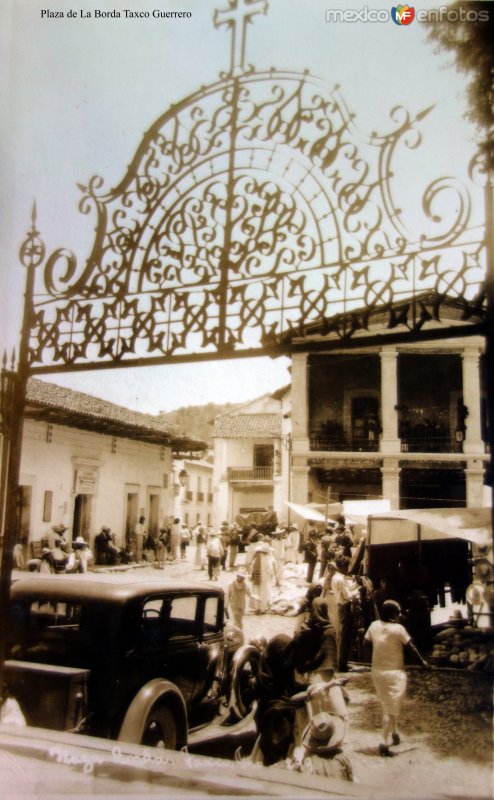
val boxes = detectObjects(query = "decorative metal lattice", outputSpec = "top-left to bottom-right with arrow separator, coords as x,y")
23,0 -> 486,373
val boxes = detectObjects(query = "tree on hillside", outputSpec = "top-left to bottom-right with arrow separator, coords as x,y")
425,1 -> 494,168
158,402 -> 238,443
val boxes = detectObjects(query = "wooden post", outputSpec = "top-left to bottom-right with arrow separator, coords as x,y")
324,484 -> 331,525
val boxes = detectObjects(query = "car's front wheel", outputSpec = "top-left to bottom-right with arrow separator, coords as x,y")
141,704 -> 177,749
230,645 -> 262,719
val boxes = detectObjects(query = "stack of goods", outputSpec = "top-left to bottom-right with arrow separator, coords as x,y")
429,611 -> 494,673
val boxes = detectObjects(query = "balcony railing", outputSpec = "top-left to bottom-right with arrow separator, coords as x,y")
401,433 -> 462,453
310,436 -> 379,452
207,492 -> 213,503
227,466 -> 274,481
310,433 -> 464,454
185,490 -> 193,501
197,491 -> 205,502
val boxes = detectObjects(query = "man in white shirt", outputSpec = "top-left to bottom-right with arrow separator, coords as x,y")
331,556 -> 359,672
206,532 -> 224,580
226,572 -> 253,629
271,528 -> 286,587
134,516 -> 146,563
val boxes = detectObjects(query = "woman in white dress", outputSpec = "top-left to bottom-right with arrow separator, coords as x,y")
287,523 -> 301,564
364,599 -> 427,756
250,542 -> 276,613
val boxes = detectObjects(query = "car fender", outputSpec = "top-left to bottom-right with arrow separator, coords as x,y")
117,678 -> 188,748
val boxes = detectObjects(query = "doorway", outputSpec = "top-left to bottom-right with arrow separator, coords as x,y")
351,396 -> 380,451
17,485 -> 32,546
73,494 -> 92,541
126,490 -> 139,544
148,491 -> 160,539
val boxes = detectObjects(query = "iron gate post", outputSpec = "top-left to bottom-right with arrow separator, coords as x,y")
0,207 -> 41,707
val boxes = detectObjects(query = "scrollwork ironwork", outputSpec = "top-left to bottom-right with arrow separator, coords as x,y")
24,13 -> 485,371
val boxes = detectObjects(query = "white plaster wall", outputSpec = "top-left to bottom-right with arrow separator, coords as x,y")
212,392 -> 287,526
215,479 -> 230,529
173,458 -> 214,528
213,437 -> 278,525
19,419 -> 174,549
231,487 -> 273,518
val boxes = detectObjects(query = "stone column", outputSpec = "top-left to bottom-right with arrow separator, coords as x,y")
465,459 -> 485,508
290,463 -> 310,506
272,475 -> 284,523
462,346 -> 484,455
381,459 -> 401,509
380,347 -> 401,454
291,353 -> 310,453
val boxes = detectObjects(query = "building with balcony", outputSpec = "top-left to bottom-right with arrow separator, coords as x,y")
284,294 -> 489,511
173,457 -> 214,529
211,296 -> 489,522
212,390 -> 290,526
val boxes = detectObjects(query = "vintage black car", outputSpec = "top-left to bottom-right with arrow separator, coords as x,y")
5,573 -> 260,749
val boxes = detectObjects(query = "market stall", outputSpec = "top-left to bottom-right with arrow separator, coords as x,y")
363,507 -> 494,672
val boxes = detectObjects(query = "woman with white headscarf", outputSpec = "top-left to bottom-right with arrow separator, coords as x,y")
250,541 -> 275,613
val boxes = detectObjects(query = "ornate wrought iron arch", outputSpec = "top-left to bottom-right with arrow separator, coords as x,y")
20,0 -> 486,374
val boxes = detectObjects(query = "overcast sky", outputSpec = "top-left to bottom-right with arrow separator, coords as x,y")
0,0 -> 485,413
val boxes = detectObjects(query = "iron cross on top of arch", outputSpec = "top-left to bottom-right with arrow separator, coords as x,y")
20,1 -> 485,375
214,0 -> 268,76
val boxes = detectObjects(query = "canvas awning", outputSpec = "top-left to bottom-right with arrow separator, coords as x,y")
307,500 -> 392,526
342,499 -> 391,524
308,502 -> 344,515
285,501 -> 326,522
288,501 -> 364,526
368,507 -> 491,547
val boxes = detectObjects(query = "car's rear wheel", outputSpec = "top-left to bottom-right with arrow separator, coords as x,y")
230,646 -> 261,719
141,704 -> 177,749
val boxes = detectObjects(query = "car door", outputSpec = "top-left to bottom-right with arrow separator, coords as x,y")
164,593 -> 202,704
125,593 -> 199,706
192,593 -> 225,702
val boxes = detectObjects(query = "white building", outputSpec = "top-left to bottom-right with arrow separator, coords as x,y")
173,456 -> 214,529
15,378 -> 206,556
212,389 -> 290,527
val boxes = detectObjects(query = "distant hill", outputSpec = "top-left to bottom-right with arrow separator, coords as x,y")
158,402 -> 237,444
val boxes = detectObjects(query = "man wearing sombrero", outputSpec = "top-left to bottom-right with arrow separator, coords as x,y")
288,710 -> 353,781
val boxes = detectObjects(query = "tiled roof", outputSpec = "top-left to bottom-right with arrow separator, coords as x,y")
274,291 -> 486,346
25,378 -> 207,452
213,413 -> 281,439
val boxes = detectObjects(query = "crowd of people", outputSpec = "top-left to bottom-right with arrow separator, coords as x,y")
24,513 -> 429,766
212,515 -> 429,768
28,524 -> 94,574
244,594 -> 427,776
